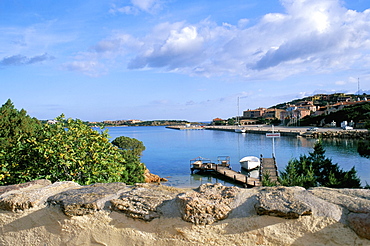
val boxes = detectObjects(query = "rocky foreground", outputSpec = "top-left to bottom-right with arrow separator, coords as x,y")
0,180 -> 369,245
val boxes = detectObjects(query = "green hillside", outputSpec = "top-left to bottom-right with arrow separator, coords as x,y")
300,102 -> 370,127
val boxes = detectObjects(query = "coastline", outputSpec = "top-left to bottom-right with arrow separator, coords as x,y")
204,125 -> 369,138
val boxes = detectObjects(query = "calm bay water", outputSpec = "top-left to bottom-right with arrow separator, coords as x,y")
100,126 -> 370,188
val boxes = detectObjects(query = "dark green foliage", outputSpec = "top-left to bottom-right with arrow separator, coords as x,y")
112,136 -> 145,156
228,118 -> 235,125
358,140 -> 370,158
0,99 -> 42,183
279,141 -> 361,188
279,158 -> 316,188
0,101 -> 145,185
0,99 -> 41,147
261,172 -> 278,186
300,102 -> 370,126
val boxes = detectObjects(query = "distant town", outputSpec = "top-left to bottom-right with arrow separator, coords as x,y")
212,93 -> 370,128
46,93 -> 369,128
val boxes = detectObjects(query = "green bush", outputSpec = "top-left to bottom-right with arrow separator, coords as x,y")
112,136 -> 145,156
278,141 -> 361,188
0,100 -> 145,185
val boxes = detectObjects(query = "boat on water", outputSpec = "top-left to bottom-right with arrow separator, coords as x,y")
239,156 -> 260,170
235,127 -> 246,133
234,97 -> 246,133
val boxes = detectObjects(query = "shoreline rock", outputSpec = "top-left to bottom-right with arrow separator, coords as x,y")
144,168 -> 168,183
0,180 -> 369,245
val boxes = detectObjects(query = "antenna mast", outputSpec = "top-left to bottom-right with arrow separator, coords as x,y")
358,78 -> 360,95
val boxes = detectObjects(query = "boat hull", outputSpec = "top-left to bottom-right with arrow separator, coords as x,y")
235,128 -> 246,133
239,156 -> 260,170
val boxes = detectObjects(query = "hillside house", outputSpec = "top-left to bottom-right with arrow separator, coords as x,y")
243,108 -> 266,118
263,108 -> 285,119
127,119 -> 142,124
212,118 -> 227,125
240,119 -> 258,125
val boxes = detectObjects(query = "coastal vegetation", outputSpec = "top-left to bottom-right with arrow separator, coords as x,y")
277,141 -> 361,189
0,99 -> 145,185
358,141 -> 370,158
92,120 -> 196,127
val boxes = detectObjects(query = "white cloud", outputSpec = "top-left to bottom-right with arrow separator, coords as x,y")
67,0 -> 370,81
62,60 -> 105,77
128,24 -> 205,69
110,0 -> 164,15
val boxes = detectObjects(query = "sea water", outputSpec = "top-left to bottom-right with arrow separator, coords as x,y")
99,126 -> 370,188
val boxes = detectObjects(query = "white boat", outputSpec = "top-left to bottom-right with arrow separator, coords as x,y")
234,97 -> 246,133
239,156 -> 260,170
235,127 -> 246,133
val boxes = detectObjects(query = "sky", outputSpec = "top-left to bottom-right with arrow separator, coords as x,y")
1,0 -> 370,122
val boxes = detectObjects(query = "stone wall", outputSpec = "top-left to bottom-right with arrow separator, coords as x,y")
301,130 -> 370,139
0,180 -> 369,245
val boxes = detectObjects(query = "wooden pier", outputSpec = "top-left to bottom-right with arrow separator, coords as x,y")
190,156 -> 277,187
260,157 -> 279,183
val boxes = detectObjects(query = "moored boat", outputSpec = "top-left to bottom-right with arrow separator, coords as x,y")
235,127 -> 246,133
239,156 -> 260,170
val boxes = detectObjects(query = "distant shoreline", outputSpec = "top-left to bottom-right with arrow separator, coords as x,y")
204,125 -> 369,139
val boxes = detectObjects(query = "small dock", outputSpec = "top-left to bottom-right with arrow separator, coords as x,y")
190,156 -> 262,187
190,156 -> 278,187
260,156 -> 279,183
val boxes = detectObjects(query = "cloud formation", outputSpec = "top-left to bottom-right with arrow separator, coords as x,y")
0,53 -> 54,66
110,0 -> 164,14
69,0 -> 370,80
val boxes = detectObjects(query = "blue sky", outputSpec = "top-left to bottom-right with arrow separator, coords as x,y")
1,0 -> 370,122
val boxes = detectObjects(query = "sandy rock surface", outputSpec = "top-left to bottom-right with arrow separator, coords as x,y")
0,180 -> 369,245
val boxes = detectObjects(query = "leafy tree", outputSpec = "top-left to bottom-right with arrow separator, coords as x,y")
0,99 -> 41,148
0,99 -> 41,183
111,136 -> 146,184
112,136 -> 145,156
278,141 -> 361,188
227,118 -> 235,126
0,109 -> 145,185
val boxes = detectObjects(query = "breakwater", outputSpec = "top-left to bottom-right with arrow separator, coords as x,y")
204,125 -> 369,139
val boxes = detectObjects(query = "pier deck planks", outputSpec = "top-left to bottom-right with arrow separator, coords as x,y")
260,158 -> 278,182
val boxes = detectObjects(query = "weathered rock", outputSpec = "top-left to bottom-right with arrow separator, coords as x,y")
0,179 -> 51,196
110,184 -> 177,221
0,180 -> 369,243
308,187 -> 370,213
0,181 -> 80,211
144,168 -> 168,183
177,183 -> 240,225
292,188 -> 344,222
255,186 -> 312,219
308,187 -> 370,239
47,182 -> 127,216
348,212 -> 370,240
